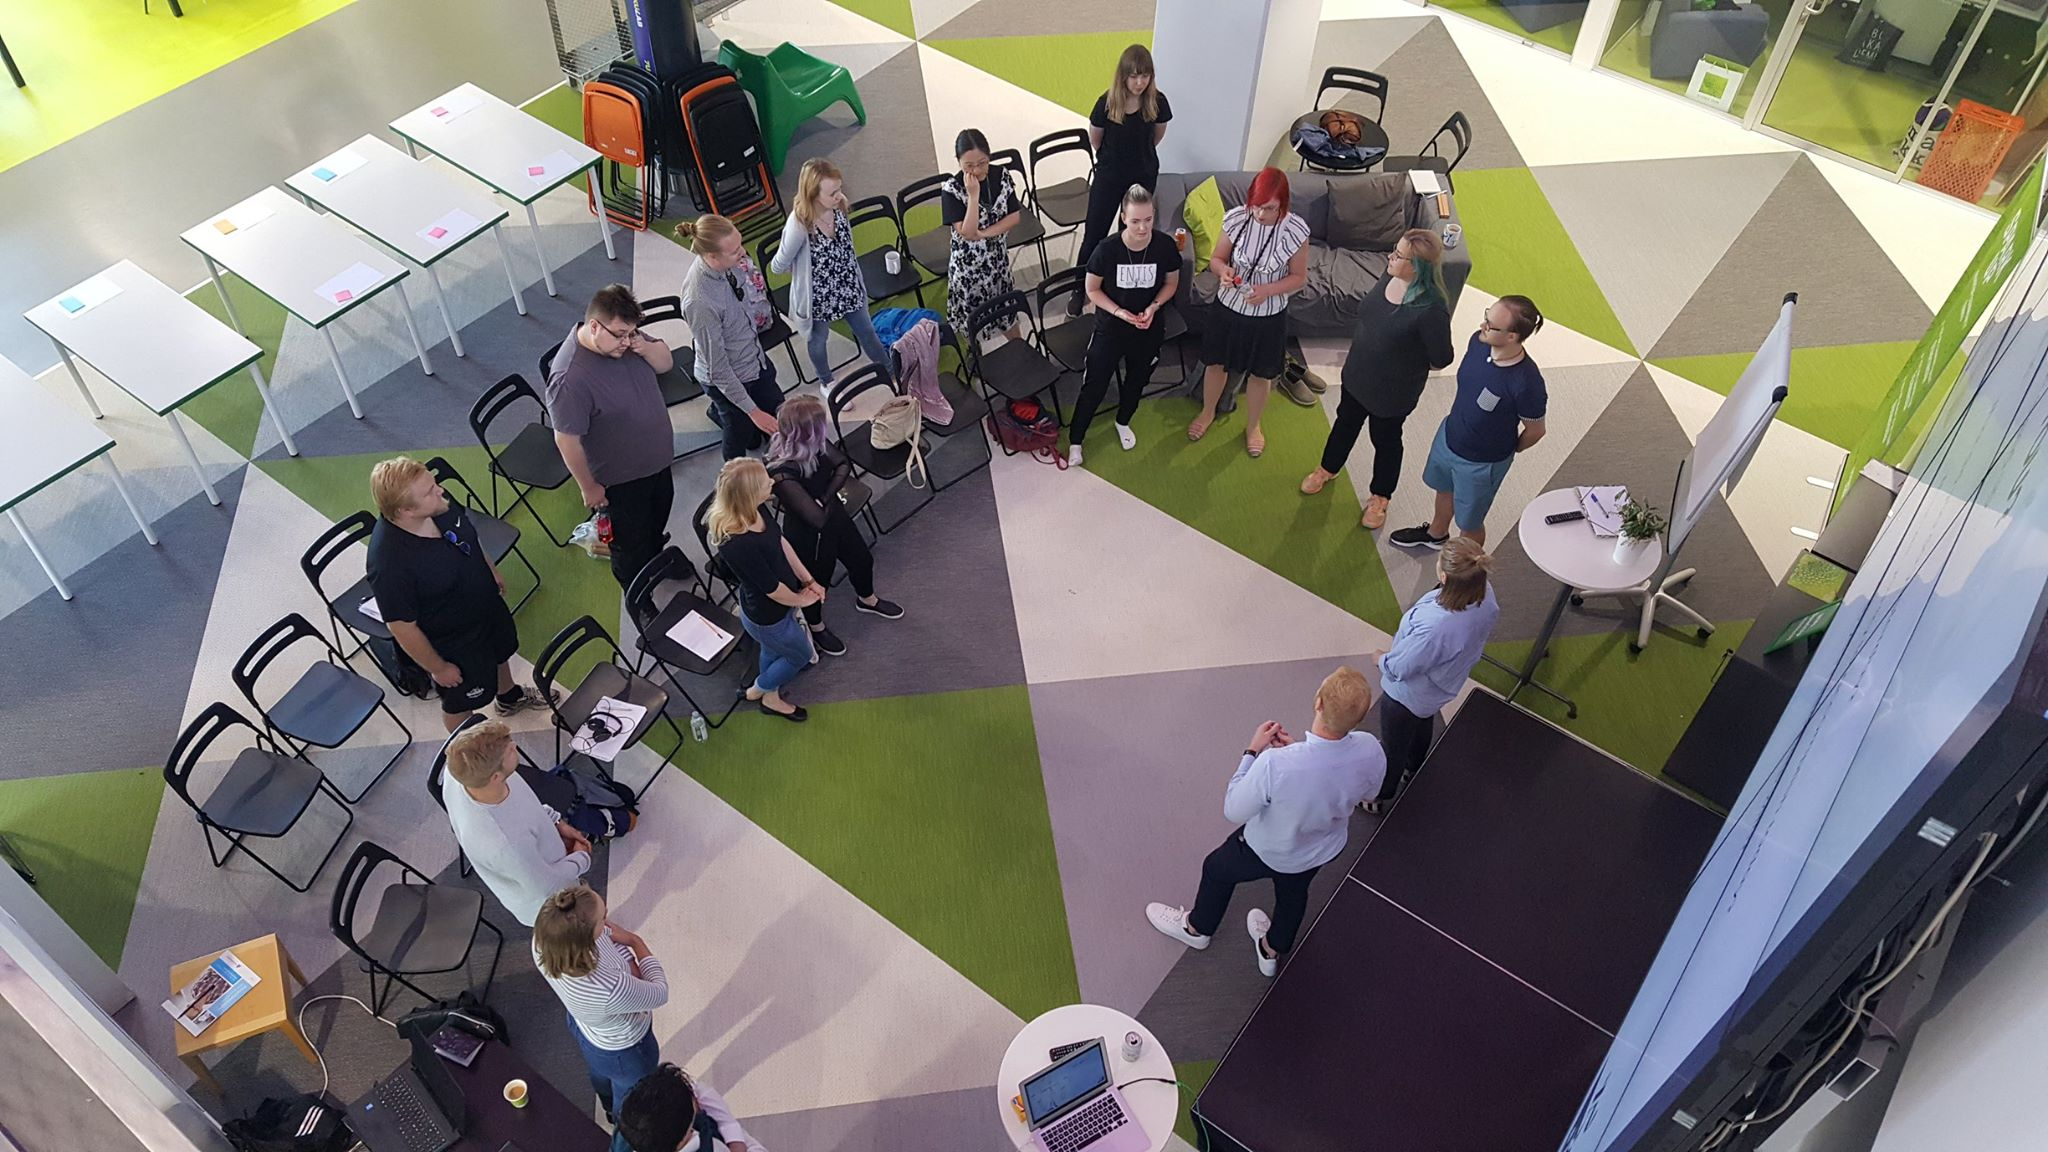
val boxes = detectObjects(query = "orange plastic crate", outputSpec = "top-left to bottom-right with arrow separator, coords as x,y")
1918,99 -> 2025,204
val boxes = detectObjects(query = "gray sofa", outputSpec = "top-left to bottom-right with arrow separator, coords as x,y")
1650,0 -> 1769,80
1154,168 -> 1470,338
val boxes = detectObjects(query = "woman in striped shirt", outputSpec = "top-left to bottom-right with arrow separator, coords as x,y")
1189,167 -> 1312,458
535,884 -> 669,1152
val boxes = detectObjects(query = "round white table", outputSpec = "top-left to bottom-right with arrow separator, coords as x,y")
997,1004 -> 1179,1152
1508,489 -> 1664,718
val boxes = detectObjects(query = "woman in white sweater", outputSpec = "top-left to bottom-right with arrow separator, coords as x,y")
536,884 -> 669,1152
770,158 -> 893,393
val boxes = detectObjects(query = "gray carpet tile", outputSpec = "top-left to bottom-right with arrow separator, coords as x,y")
928,0 -> 1157,40
742,1084 -> 1009,1150
771,43 -> 931,207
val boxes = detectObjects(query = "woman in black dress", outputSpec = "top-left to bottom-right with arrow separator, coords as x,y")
942,129 -> 1025,343
1072,44 -> 1172,314
1301,228 -> 1455,530
766,395 -> 904,659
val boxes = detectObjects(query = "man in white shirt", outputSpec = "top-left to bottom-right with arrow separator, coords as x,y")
618,1062 -> 763,1152
442,720 -> 598,927
1147,666 -> 1385,976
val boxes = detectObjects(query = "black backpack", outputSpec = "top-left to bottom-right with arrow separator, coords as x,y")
222,1094 -> 351,1152
366,634 -> 434,699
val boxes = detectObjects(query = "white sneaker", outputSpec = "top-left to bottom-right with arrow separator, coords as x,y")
1116,423 -> 1137,451
1247,909 -> 1278,977
1146,903 -> 1211,950
1067,443 -> 1084,468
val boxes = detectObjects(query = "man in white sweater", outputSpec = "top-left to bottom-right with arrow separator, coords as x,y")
442,720 -> 592,927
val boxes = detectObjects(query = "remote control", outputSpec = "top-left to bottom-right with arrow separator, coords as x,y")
1545,510 -> 1587,525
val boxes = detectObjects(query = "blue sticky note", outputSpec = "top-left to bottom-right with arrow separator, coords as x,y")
314,167 -> 337,181
59,296 -> 84,313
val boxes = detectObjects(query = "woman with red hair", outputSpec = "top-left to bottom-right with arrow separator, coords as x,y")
1189,167 -> 1311,457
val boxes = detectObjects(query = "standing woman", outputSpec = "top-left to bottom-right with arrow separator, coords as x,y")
707,458 -> 821,722
1365,537 -> 1498,812
767,395 -> 904,658
1067,185 -> 1181,466
1072,44 -> 1172,315
1301,228 -> 1456,530
533,884 -> 668,1152
772,159 -> 893,394
1188,168 -> 1312,457
942,129 -> 1025,343
679,214 -> 783,460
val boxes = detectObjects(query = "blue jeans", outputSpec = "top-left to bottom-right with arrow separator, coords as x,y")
743,609 -> 814,694
567,1015 -> 660,1152
806,306 -> 893,387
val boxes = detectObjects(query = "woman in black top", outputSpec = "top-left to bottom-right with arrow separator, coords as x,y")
1302,228 -> 1456,531
706,458 -> 820,722
1074,44 -> 1172,314
1067,185 -> 1181,466
766,396 -> 905,658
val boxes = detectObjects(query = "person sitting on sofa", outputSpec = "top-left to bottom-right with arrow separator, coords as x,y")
1188,166 -> 1311,458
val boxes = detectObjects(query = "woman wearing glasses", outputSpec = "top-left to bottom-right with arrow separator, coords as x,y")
679,214 -> 784,460
942,129 -> 1026,343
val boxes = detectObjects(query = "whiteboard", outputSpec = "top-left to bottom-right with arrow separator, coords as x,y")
1674,296 -> 1794,549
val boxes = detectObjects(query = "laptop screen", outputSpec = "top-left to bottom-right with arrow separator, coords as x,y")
1023,1039 -> 1110,1127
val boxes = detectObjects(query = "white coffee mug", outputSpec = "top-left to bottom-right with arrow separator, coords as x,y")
884,250 -> 903,275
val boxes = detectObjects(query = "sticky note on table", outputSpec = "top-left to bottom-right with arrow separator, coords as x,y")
52,275 -> 123,317
311,148 -> 368,183
213,200 -> 275,236
526,149 -> 578,187
213,219 -> 238,235
316,262 -> 385,306
426,87 -> 483,123
417,208 -> 481,246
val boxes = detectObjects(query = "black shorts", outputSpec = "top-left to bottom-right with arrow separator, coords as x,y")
435,605 -> 520,715
1201,306 -> 1288,380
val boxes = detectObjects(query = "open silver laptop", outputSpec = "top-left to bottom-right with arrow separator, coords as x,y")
1021,1038 -> 1150,1152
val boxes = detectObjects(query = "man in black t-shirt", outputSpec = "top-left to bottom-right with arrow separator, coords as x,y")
1067,185 -> 1182,467
365,457 -> 553,731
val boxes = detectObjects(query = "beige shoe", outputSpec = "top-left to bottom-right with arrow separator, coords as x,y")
1361,495 -> 1389,530
1301,469 -> 1333,495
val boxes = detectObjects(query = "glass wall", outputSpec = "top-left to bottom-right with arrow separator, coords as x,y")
1429,0 -> 1587,57
1597,0 -> 1795,122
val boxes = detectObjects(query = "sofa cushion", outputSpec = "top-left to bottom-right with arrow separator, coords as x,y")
1296,245 -> 1389,331
1326,176 -> 1408,251
1182,177 -> 1227,274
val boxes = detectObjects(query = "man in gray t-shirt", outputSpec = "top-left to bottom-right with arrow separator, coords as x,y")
546,284 -> 676,588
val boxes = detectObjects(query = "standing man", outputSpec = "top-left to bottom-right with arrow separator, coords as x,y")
366,456 -> 550,732
547,284 -> 677,589
1145,667 -> 1384,976
1391,295 -> 1547,549
443,720 -> 608,927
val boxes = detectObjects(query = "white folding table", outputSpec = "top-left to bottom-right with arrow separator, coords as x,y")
181,186 -> 432,421
286,134 -> 527,358
390,82 -> 615,298
24,260 -> 285,503
0,355 -> 157,601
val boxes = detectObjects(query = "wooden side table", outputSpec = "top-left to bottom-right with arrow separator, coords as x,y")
169,933 -> 316,1094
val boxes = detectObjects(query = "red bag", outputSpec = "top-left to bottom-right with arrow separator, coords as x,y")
985,399 -> 1066,467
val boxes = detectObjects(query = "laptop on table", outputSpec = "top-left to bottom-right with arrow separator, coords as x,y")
349,1030 -> 468,1152
1020,1038 -> 1151,1152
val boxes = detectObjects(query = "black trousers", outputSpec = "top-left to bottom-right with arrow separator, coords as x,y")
788,508 -> 874,627
1076,167 -> 1157,273
1375,692 -> 1437,803
705,363 -> 784,460
1188,829 -> 1320,954
1321,391 -> 1409,498
604,467 -> 675,591
1071,322 -> 1164,445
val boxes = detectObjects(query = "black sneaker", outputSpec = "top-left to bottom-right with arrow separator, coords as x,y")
494,686 -> 558,716
855,597 -> 905,619
1389,525 -> 1449,550
812,628 -> 848,657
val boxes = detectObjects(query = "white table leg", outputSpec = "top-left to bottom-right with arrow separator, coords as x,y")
247,361 -> 298,456
402,137 -> 418,159
103,457 -> 157,546
5,508 -> 69,601
595,173 -> 617,260
394,280 -> 434,376
164,411 -> 220,506
493,224 -> 528,316
320,326 -> 365,419
50,340 -> 102,418
426,264 -> 465,358
203,256 -> 244,334
525,202 -> 558,297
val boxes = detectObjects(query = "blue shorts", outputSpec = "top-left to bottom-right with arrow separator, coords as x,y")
1422,423 -> 1514,532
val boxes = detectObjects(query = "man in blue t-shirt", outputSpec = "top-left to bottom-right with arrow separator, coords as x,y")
1391,295 -> 1547,549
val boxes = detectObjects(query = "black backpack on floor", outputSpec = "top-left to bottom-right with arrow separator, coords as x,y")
223,1093 -> 351,1152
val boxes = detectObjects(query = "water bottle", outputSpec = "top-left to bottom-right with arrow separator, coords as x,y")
595,505 -> 614,547
689,711 -> 708,742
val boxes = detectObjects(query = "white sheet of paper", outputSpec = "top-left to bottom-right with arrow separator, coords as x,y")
573,697 -> 648,762
315,262 -> 386,306
665,610 -> 734,663
418,208 -> 483,246
1407,169 -> 1443,196
312,148 -> 369,182
1576,486 -> 1629,538
427,88 -> 484,124
526,149 -> 579,188
55,275 -> 124,316
357,596 -> 384,623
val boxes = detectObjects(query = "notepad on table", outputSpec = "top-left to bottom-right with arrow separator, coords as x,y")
1576,486 -> 1628,537
419,208 -> 482,246
526,149 -> 578,187
427,88 -> 484,124
665,610 -> 735,662
211,200 -> 276,236
311,148 -> 369,183
316,262 -> 385,305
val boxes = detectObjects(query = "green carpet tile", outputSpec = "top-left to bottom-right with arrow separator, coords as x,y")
929,31 -> 1154,118
1450,166 -> 1637,358
647,685 -> 1082,1021
181,272 -> 291,460
828,0 -> 916,40
0,769 -> 167,969
1084,393 -> 1405,634
1653,340 -> 1920,451
1433,0 -> 1582,55
1173,1060 -> 1217,1147
1471,619 -> 1753,775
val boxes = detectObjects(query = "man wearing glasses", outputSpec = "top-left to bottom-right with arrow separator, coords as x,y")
547,284 -> 678,589
367,456 -> 553,731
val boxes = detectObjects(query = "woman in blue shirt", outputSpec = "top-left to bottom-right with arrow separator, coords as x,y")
1367,537 -> 1499,812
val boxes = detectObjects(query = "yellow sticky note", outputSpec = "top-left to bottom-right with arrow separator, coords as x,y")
212,219 -> 237,235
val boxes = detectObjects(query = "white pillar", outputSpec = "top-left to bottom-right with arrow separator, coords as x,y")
1154,0 -> 1324,173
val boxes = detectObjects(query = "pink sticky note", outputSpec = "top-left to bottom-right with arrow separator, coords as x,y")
527,165 -> 546,176
431,106 -> 449,118
428,226 -> 448,239
334,289 -> 354,303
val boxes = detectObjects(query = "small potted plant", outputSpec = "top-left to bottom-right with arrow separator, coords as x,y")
1615,497 -> 1665,564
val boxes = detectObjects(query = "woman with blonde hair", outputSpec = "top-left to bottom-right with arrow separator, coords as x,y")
707,457 -> 821,721
771,159 -> 893,393
1365,536 -> 1499,812
679,213 -> 783,459
1072,44 -> 1173,314
533,884 -> 667,1151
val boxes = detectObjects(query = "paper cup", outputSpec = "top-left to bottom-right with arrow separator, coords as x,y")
504,1078 -> 528,1108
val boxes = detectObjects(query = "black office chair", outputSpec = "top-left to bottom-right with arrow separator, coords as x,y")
534,615 -> 687,803
1028,129 -> 1095,248
845,195 -> 925,306
302,512 -> 388,659
1314,66 -> 1390,121
904,321 -> 991,491
231,613 -> 412,803
826,365 -> 935,534
423,456 -> 541,615
897,173 -> 954,285
966,293 -> 1067,442
469,374 -> 574,547
331,841 -> 504,1017
989,149 -> 1049,274
1032,267 -> 1092,373
624,547 -> 749,730
164,703 -> 353,894
1383,111 -> 1472,189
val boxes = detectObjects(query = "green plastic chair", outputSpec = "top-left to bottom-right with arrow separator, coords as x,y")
717,40 -> 866,174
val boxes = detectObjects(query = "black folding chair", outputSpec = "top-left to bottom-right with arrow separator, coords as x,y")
534,615 -> 688,802
1028,129 -> 1095,252
164,703 -> 353,894
303,512 -> 388,658
232,613 -> 412,803
989,148 -> 1048,275
846,195 -> 925,306
469,374 -> 574,546
1032,267 -> 1092,373
624,547 -> 749,730
1314,66 -> 1390,121
331,841 -> 504,1016
827,365 -> 935,533
897,173 -> 954,285
1383,111 -> 1472,189
967,293 -> 1068,442
423,456 -> 541,615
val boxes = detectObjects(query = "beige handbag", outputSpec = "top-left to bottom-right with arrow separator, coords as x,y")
868,394 -> 928,489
